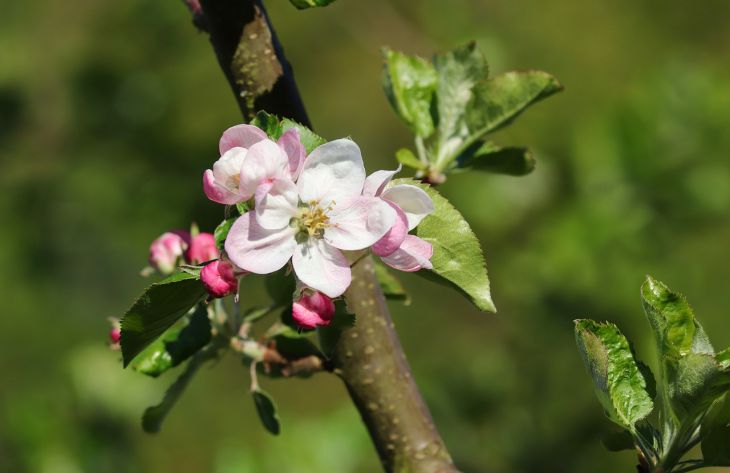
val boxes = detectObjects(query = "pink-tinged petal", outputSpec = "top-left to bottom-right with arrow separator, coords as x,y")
203,169 -> 242,205
324,197 -> 396,251
277,128 -> 306,179
225,212 -> 297,274
362,165 -> 402,197
239,139 -> 291,200
297,139 -> 365,208
149,231 -> 189,274
381,184 -> 434,230
254,178 -> 299,229
219,124 -> 267,154
372,202 -> 408,257
201,260 -> 239,298
186,232 -> 219,264
292,238 -> 351,298
292,292 -> 335,330
380,235 -> 433,272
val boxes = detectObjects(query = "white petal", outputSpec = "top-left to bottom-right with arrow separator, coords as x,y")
324,197 -> 396,250
212,147 -> 247,191
362,165 -> 401,197
219,124 -> 267,154
292,238 -> 351,298
203,170 -> 242,205
254,178 -> 299,229
239,139 -> 291,200
277,129 -> 306,179
297,139 -> 365,207
381,184 -> 434,230
224,212 -> 296,274
380,235 -> 433,272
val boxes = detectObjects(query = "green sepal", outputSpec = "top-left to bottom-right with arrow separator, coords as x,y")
252,389 -> 281,435
574,319 -> 654,429
120,272 -> 207,366
390,178 -> 495,312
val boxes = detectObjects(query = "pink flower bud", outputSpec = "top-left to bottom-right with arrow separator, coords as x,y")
109,327 -> 121,344
201,260 -> 238,298
186,232 -> 218,264
292,292 -> 335,330
149,231 -> 190,274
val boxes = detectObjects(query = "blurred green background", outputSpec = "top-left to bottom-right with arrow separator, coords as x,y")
2,0 -> 730,472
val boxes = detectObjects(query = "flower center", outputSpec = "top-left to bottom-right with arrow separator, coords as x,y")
297,201 -> 333,238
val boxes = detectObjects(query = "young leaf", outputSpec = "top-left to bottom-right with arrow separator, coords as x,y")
374,261 -> 410,303
281,118 -> 326,154
701,394 -> 730,466
214,218 -> 236,250
120,272 -> 207,366
574,319 -> 654,429
458,142 -> 536,176
317,300 -> 355,358
250,110 -> 282,138
289,0 -> 336,9
252,389 -> 280,435
466,70 -> 563,136
390,179 -> 495,312
382,48 -> 438,138
396,148 -> 426,170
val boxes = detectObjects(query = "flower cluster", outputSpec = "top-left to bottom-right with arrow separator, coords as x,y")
203,124 -> 435,300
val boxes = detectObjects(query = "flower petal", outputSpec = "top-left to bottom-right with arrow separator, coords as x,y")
203,169 -> 242,205
297,139 -> 365,207
219,124 -> 267,154
380,235 -> 433,272
239,139 -> 291,200
224,212 -> 296,274
362,165 -> 401,197
277,129 -> 306,179
292,238 -> 351,298
254,178 -> 299,229
372,201 -> 408,257
324,197 -> 396,251
381,184 -> 434,230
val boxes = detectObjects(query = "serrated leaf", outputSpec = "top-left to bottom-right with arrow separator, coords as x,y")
396,148 -> 426,170
458,142 -> 536,176
250,110 -> 282,138
250,111 -> 326,154
466,70 -> 562,137
252,389 -> 280,435
142,346 -> 219,433
390,178 -> 494,312
701,394 -> 730,466
120,272 -> 207,366
574,319 -> 654,429
130,304 -> 212,377
288,0 -> 336,9
214,218 -> 236,250
374,261 -> 410,303
382,48 -> 438,137
317,300 -> 355,358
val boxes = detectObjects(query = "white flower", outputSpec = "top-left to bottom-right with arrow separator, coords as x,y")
225,139 -> 397,297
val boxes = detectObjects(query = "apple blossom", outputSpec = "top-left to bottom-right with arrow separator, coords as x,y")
186,232 -> 218,263
149,230 -> 190,274
203,125 -> 306,204
362,168 -> 435,272
225,138 -> 397,297
292,292 -> 335,330
201,260 -> 239,298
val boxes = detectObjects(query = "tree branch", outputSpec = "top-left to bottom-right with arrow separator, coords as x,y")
184,2 -> 457,471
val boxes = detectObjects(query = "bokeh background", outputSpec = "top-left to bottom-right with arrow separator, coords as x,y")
2,0 -> 730,472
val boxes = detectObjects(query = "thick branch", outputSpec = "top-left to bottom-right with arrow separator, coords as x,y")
185,2 -> 457,471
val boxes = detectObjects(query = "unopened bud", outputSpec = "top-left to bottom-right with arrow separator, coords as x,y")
186,232 -> 218,264
149,231 -> 190,274
201,260 -> 238,298
292,292 -> 335,330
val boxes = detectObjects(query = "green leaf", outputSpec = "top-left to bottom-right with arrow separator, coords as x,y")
250,110 -> 282,138
130,304 -> 212,377
702,394 -> 730,466
317,300 -> 355,358
458,142 -> 536,176
141,346 -> 219,433
718,348 -> 730,370
120,272 -> 207,367
667,353 -> 730,419
288,0 -> 336,9
391,178 -> 495,312
466,70 -> 563,136
252,389 -> 280,435
382,48 -> 438,137
396,148 -> 426,170
214,218 -> 236,250
265,268 -> 295,305
374,261 -> 410,303
574,319 -> 654,429
602,429 -> 635,452
250,110 -> 326,154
